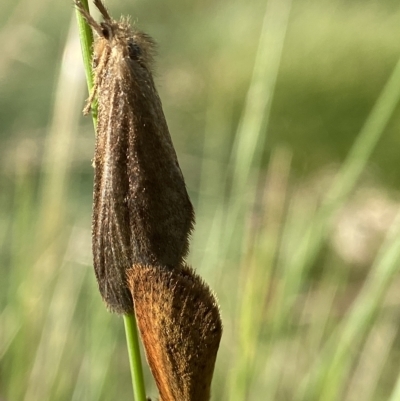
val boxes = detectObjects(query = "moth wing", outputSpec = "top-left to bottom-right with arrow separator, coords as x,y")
128,264 -> 222,401
92,81 -> 133,314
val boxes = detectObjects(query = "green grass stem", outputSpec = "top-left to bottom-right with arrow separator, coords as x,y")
75,0 -> 97,124
123,314 -> 147,401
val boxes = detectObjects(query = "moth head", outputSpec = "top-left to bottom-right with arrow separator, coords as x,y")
75,1 -> 155,71
90,21 -> 155,72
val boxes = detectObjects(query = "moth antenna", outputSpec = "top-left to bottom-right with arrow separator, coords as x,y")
75,0 -> 103,36
93,0 -> 112,21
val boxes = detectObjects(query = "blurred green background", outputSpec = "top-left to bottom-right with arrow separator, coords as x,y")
2,0 -> 400,400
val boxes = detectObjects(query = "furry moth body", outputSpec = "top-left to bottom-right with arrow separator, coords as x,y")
76,0 -> 194,314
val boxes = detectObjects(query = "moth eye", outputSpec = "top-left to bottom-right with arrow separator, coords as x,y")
100,23 -> 111,39
128,42 -> 141,60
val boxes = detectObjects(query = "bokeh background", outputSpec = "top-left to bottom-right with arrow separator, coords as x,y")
2,0 -> 400,400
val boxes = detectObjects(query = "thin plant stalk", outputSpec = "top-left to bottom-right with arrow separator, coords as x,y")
123,314 -> 147,401
74,2 -> 146,400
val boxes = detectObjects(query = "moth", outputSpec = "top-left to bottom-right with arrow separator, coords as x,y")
128,264 -> 222,401
76,0 -> 195,314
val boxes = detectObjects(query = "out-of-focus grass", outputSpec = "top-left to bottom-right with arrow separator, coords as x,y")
1,0 -> 400,400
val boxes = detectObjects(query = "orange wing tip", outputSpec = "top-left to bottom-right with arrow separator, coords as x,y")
127,264 -> 222,401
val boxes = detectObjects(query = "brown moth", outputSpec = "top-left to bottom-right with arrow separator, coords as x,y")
76,0 -> 194,314
127,264 -> 222,401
